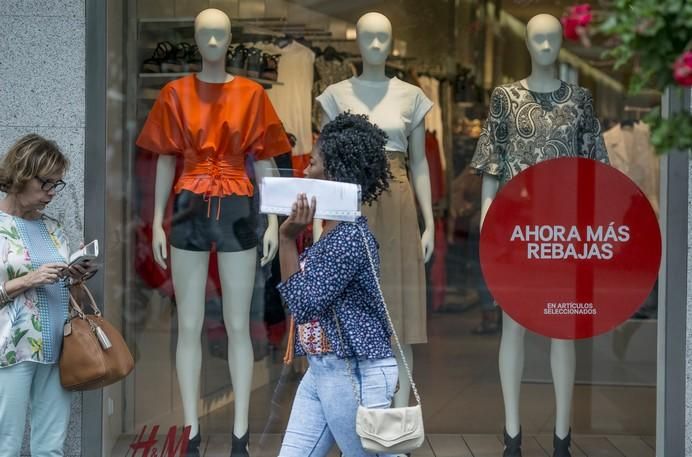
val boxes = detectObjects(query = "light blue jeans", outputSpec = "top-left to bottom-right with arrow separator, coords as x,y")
279,354 -> 398,457
0,361 -> 72,457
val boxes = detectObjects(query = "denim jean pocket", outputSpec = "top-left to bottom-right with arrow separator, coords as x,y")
359,363 -> 398,409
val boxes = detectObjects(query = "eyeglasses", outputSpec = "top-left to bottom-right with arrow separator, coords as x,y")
35,176 -> 66,192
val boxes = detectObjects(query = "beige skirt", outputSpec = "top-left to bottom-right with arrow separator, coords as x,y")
362,151 -> 427,344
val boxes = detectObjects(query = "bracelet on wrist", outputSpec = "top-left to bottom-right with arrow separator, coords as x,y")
0,282 -> 12,305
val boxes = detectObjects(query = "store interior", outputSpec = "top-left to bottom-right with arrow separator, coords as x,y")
104,0 -> 661,455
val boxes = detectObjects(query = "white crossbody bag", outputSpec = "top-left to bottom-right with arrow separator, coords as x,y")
333,224 -> 425,454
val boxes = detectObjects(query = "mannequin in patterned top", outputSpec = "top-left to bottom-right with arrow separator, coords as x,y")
470,14 -> 608,457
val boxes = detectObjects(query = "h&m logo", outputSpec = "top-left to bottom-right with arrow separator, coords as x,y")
127,425 -> 191,457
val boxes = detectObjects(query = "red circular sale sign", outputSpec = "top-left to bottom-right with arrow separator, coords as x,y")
480,157 -> 661,339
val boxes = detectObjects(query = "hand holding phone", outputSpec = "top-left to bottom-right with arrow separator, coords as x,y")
65,240 -> 99,281
69,240 -> 98,266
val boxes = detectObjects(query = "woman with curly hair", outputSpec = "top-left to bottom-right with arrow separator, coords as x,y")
277,112 -> 397,457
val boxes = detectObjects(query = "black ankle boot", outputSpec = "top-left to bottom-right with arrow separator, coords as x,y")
230,431 -> 250,456
503,428 -> 522,457
186,429 -> 201,457
553,429 -> 572,457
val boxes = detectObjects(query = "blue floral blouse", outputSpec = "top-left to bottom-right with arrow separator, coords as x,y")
277,216 -> 393,360
0,212 -> 71,368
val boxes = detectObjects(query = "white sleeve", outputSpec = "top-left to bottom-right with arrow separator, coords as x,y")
315,86 -> 340,121
409,88 -> 434,134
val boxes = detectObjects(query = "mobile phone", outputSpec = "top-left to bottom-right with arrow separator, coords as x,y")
68,240 -> 99,266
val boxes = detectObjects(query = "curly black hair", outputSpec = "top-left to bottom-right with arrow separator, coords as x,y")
317,112 -> 392,205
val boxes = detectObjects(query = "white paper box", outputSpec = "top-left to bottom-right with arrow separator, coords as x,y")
260,177 -> 361,222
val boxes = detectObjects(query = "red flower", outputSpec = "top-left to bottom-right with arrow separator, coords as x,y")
561,4 -> 593,42
673,51 -> 692,87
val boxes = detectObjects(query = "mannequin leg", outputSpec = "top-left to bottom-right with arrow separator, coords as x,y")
393,344 -> 413,408
170,247 -> 211,438
499,311 -> 527,438
550,338 -> 575,439
218,249 -> 257,437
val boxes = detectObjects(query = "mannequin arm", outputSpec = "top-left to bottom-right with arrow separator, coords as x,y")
480,174 -> 500,229
152,155 -> 176,270
254,158 -> 279,266
408,123 -> 435,263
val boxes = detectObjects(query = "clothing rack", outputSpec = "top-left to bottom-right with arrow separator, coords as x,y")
240,25 -> 286,38
624,106 -> 653,120
310,38 -> 357,43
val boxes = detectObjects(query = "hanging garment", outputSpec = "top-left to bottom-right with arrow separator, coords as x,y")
428,218 -> 448,312
266,41 -> 315,156
425,131 -> 445,205
312,56 -> 357,127
471,81 -> 609,186
317,77 -> 433,344
419,75 -> 446,170
604,122 -> 660,215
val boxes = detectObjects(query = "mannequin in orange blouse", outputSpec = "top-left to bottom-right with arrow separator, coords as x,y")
136,9 -> 291,457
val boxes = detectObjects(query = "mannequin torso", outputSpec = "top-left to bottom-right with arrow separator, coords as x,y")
317,76 -> 432,154
472,79 -> 608,186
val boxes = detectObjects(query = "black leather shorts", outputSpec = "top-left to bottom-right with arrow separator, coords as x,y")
170,190 -> 258,252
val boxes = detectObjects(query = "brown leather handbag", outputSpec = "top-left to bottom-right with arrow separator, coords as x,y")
59,283 -> 134,391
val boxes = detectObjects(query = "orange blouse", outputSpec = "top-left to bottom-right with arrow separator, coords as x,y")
136,75 -> 291,198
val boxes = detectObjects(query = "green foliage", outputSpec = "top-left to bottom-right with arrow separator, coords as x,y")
599,0 -> 692,93
644,108 -> 692,154
598,0 -> 692,154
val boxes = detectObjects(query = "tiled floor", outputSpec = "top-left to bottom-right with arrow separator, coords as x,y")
112,432 -> 655,456
196,311 -> 655,437
114,307 -> 656,456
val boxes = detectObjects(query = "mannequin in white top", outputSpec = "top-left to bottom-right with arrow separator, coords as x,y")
479,14 -> 575,457
315,12 -> 435,417
150,8 -> 278,456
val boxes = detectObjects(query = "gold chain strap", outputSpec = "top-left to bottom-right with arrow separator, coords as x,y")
331,224 -> 421,407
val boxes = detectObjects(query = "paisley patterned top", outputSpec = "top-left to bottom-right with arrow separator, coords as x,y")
277,216 -> 393,360
471,81 -> 608,185
0,212 -> 70,368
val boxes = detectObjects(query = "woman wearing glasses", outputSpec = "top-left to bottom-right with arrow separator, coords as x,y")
0,134 -> 96,456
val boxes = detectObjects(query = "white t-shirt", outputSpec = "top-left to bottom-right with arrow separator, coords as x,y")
265,41 -> 315,156
316,77 -> 433,153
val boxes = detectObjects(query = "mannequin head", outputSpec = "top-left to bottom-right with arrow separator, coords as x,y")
525,14 -> 562,67
356,12 -> 392,66
194,8 -> 232,63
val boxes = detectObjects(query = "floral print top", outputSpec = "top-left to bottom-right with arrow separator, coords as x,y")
470,81 -> 609,186
277,216 -> 393,360
0,212 -> 70,368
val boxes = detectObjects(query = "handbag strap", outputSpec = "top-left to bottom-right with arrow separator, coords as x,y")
332,223 -> 422,407
68,283 -> 102,318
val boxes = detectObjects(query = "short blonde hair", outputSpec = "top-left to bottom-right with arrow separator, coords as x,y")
0,134 -> 69,194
